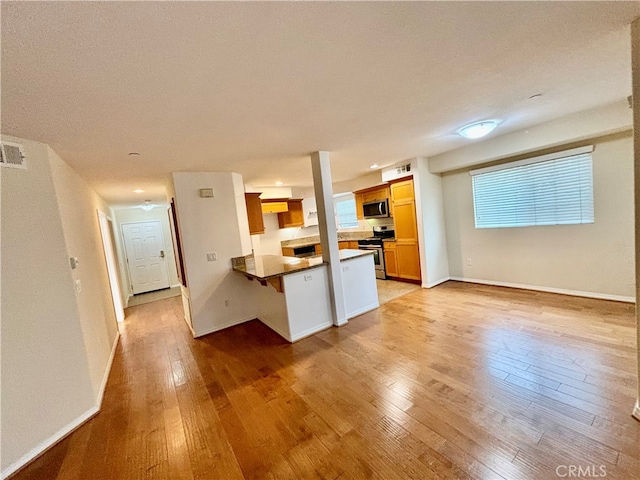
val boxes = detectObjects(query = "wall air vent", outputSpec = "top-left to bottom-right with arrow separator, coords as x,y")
396,163 -> 411,175
0,142 -> 27,169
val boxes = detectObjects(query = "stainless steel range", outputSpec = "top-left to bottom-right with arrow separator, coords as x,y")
358,226 -> 395,279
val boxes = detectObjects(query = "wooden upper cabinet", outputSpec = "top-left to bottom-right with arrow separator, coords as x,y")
262,199 -> 289,214
278,199 -> 304,228
245,193 -> 265,235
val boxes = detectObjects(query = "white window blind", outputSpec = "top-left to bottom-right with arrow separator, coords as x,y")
335,197 -> 359,228
470,146 -> 594,229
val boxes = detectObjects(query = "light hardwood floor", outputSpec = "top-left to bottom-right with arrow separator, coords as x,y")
10,281 -> 639,480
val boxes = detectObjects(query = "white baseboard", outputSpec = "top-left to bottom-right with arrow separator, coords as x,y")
259,319 -> 291,342
290,321 -> 333,342
193,315 -> 255,338
633,401 -> 640,422
97,332 -> 120,408
448,276 -> 635,303
1,332 -> 120,479
423,277 -> 450,289
346,302 -> 379,320
1,406 -> 100,479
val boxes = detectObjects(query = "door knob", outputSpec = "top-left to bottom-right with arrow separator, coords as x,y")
160,250 -> 165,259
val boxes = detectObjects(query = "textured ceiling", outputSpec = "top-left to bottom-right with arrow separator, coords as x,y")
2,1 -> 639,205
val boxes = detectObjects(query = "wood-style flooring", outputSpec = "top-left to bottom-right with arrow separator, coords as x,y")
10,281 -> 639,480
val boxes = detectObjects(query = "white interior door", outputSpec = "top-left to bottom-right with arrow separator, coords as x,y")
122,221 -> 170,295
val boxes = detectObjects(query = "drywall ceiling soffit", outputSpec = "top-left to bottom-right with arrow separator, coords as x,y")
1,1 -> 639,204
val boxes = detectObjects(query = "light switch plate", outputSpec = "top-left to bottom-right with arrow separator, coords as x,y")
206,252 -> 217,262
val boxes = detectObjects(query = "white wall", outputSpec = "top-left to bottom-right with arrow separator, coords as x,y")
1,135 -> 118,476
442,133 -> 635,300
172,172 -> 256,337
112,205 -> 181,304
416,158 -> 450,287
49,148 -> 119,395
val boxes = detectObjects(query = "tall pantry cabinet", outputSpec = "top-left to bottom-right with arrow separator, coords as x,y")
390,178 -> 421,281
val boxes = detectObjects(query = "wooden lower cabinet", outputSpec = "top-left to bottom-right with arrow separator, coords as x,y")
315,244 -> 322,255
281,247 -> 295,257
339,241 -> 349,250
383,242 -> 398,277
396,244 -> 420,280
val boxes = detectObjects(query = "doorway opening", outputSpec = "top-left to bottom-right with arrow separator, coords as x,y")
97,211 -> 125,322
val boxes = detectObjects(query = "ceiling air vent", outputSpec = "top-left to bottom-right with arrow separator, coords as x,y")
396,163 -> 411,175
0,142 -> 27,169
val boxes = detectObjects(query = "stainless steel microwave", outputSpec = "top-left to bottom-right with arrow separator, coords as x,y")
362,199 -> 390,218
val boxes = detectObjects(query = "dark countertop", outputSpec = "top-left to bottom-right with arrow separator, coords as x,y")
232,250 -> 374,280
338,249 -> 374,261
232,254 -> 325,280
282,232 -> 373,248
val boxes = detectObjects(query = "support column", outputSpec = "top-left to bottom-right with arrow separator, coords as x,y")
311,151 -> 347,326
632,17 -> 640,422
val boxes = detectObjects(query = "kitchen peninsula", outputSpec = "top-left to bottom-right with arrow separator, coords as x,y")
232,249 -> 378,342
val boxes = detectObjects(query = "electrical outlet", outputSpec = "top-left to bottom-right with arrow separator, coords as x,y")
74,279 -> 82,293
342,265 -> 350,272
224,299 -> 229,307
304,274 -> 312,281
207,252 -> 217,262
466,258 -> 472,266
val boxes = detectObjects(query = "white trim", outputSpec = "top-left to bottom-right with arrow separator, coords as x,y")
97,332 -> 120,408
423,277 -> 450,289
289,321 -> 333,342
1,406 -> 100,479
1,333 -> 120,479
632,401 -> 640,422
170,283 -> 182,289
346,302 -> 379,320
193,315 -> 255,338
469,145 -> 594,176
259,319 -> 291,341
449,277 -> 635,303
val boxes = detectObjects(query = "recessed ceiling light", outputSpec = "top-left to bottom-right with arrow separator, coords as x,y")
128,152 -> 140,156
457,120 -> 499,139
133,189 -> 145,193
275,181 -> 284,186
369,164 -> 379,169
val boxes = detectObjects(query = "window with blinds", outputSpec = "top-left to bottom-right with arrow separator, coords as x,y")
470,146 -> 594,229
335,196 -> 359,228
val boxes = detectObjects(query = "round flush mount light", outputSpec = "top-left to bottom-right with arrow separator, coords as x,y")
140,200 -> 154,211
133,189 -> 145,194
369,164 -> 379,169
457,120 -> 499,139
275,181 -> 284,186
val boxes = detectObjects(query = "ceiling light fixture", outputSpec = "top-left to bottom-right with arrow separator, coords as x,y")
133,189 -> 145,194
275,181 -> 284,186
457,120 -> 499,139
140,200 -> 154,211
369,164 -> 379,169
